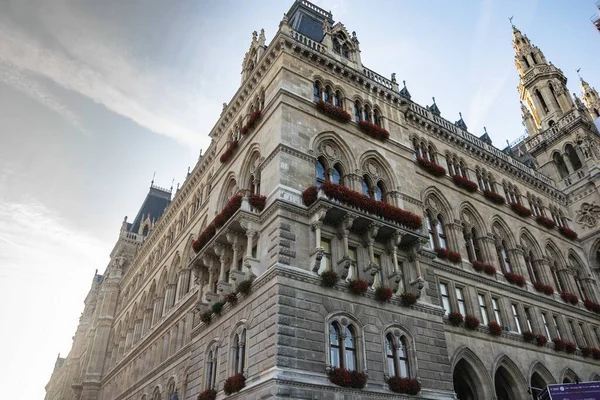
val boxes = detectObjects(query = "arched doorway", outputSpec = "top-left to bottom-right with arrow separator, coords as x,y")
453,358 -> 486,400
495,366 -> 520,400
530,372 -> 548,400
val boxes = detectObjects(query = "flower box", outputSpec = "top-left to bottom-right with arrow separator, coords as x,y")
593,348 -> 600,360
560,291 -> 579,305
320,270 -> 339,287
504,272 -> 526,287
200,311 -> 212,324
316,100 -> 351,123
224,373 -> 246,395
302,182 -> 422,230
197,389 -> 217,400
584,299 -> 600,313
522,331 -> 535,343
509,202 -> 532,217
483,190 -> 506,205
448,312 -> 464,326
236,280 -> 252,295
416,156 -> 447,177
399,292 -> 417,307
358,120 -> 389,141
375,287 -> 393,302
558,226 -> 578,240
348,279 -> 369,295
581,347 -> 593,358
435,248 -> 462,264
533,281 -> 554,295
452,175 -> 478,192
535,215 -> 556,229
327,367 -> 367,389
553,338 -> 565,351
248,194 -> 266,211
464,315 -> 480,330
193,195 -> 243,253
565,342 -> 577,354
473,261 -> 496,275
212,301 -> 225,315
487,321 -> 502,336
225,292 -> 238,304
535,334 -> 548,347
220,140 -> 239,164
387,376 -> 421,395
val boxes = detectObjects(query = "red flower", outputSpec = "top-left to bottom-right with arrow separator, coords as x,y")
358,120 -> 390,141
584,299 -> 600,313
302,186 -> 318,206
327,368 -> 367,389
387,376 -> 421,395
223,373 -> 246,395
416,156 -> 447,177
533,281 -> 554,295
248,194 -> 266,211
487,321 -> 502,336
316,100 -> 351,123
348,279 -> 370,295
197,389 -> 217,400
553,338 -> 565,351
509,202 -> 532,217
565,342 -> 577,354
484,264 -> 497,275
246,109 -> 262,129
448,312 -> 464,326
435,248 -> 462,264
452,175 -> 478,192
522,331 -> 535,343
220,140 -> 239,164
535,215 -> 556,229
535,334 -> 548,346
483,190 -> 506,205
592,348 -> 600,359
558,226 -> 578,240
200,311 -> 212,324
581,347 -> 593,358
375,287 -> 393,302
560,291 -> 579,305
464,315 -> 480,330
225,292 -> 238,304
400,292 -> 417,306
503,272 -> 526,287
320,270 -> 339,287
192,195 -> 243,253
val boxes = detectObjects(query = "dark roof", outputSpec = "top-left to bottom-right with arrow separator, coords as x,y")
287,0 -> 333,43
129,185 -> 171,234
399,81 -> 411,100
479,132 -> 493,145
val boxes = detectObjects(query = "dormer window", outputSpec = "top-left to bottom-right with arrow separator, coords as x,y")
333,38 -> 340,53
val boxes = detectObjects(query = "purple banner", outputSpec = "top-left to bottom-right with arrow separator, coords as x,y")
539,382 -> 600,400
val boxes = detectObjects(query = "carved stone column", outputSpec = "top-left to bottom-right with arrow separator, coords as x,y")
508,247 -> 526,277
152,296 -> 164,325
582,277 -> 599,303
309,206 -> 329,273
162,283 -> 177,315
133,319 -> 142,343
337,214 -> 357,280
445,221 -> 464,258
534,258 -> 552,286
141,308 -> 152,334
176,269 -> 191,301
362,223 -> 380,287
214,244 -> 233,294
481,235 -> 500,271
387,231 -> 405,295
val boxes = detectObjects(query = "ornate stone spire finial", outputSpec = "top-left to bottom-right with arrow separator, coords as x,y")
252,31 -> 258,42
391,73 -> 396,83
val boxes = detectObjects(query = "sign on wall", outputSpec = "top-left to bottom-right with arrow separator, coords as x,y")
539,381 -> 600,400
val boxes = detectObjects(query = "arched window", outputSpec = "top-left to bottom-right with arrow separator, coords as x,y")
329,322 -> 359,370
354,101 -> 361,122
313,81 -> 321,103
363,104 -> 371,122
332,163 -> 343,185
524,251 -> 540,283
361,176 -> 371,197
333,90 -> 342,107
565,144 -> 582,171
167,378 -> 176,400
373,109 -> 381,126
549,83 -> 560,108
233,329 -> 246,374
375,181 -> 386,202
385,333 -> 411,378
206,346 -> 218,390
463,225 -> 482,263
333,38 -> 341,53
316,158 -> 327,186
323,85 -> 331,103
552,153 -> 569,179
341,44 -> 349,59
522,56 -> 530,69
535,89 -> 549,114
427,212 -> 447,250
551,261 -> 565,292
152,387 -> 161,400
497,240 -> 512,274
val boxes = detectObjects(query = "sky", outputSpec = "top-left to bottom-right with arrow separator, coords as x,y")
0,0 -> 599,398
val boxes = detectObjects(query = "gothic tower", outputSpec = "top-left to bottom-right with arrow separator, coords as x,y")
581,76 -> 600,120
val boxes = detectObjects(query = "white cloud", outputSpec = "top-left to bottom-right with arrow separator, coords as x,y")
0,3 -> 218,150
0,197 -> 111,399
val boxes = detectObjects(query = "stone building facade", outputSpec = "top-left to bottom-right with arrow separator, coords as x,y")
45,1 -> 600,399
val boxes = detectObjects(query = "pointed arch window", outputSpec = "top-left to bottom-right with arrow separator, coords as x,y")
333,38 -> 341,54
354,101 -> 361,122
234,329 -> 246,374
329,322 -> 358,370
535,89 -> 549,113
463,225 -> 482,262
553,153 -> 569,179
363,104 -> 371,122
206,347 -> 218,390
341,44 -> 349,59
565,144 -> 582,171
333,90 -> 342,107
497,240 -> 512,274
316,158 -> 327,186
332,163 -> 343,185
551,262 -> 565,292
313,81 -> 321,103
522,56 -> 530,69
524,251 -> 540,282
427,212 -> 447,250
361,175 -> 371,197
373,109 -> 381,126
375,180 -> 386,202
385,333 -> 410,378
575,274 -> 588,301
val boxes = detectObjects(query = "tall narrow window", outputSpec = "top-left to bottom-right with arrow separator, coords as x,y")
316,159 -> 327,186
361,176 -> 370,197
535,89 -> 549,113
456,287 -> 467,315
578,323 -> 587,347
472,228 -> 482,261
385,333 -> 397,377
375,181 -> 385,202
463,225 -> 475,262
497,241 -> 512,274
329,323 -> 342,368
344,326 -> 358,371
313,82 -> 321,103
436,217 -> 447,249
524,307 -> 533,332
553,316 -> 562,339
569,321 -> 579,347
439,283 -> 451,315
492,298 -> 503,325
348,247 -> 358,278
541,313 -> 551,339
234,330 -> 246,374
478,294 -> 489,325
565,144 -> 582,171
323,87 -> 330,103
374,254 -> 383,284
319,238 -> 332,274
385,333 -> 410,378
354,102 -> 361,122
524,251 -> 540,283
426,213 -> 435,249
207,348 -> 218,390
512,304 -> 522,334
332,164 -> 343,185
398,336 -> 410,378
552,264 -> 565,292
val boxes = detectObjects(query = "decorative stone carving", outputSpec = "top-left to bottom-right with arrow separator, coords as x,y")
575,202 -> 600,228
